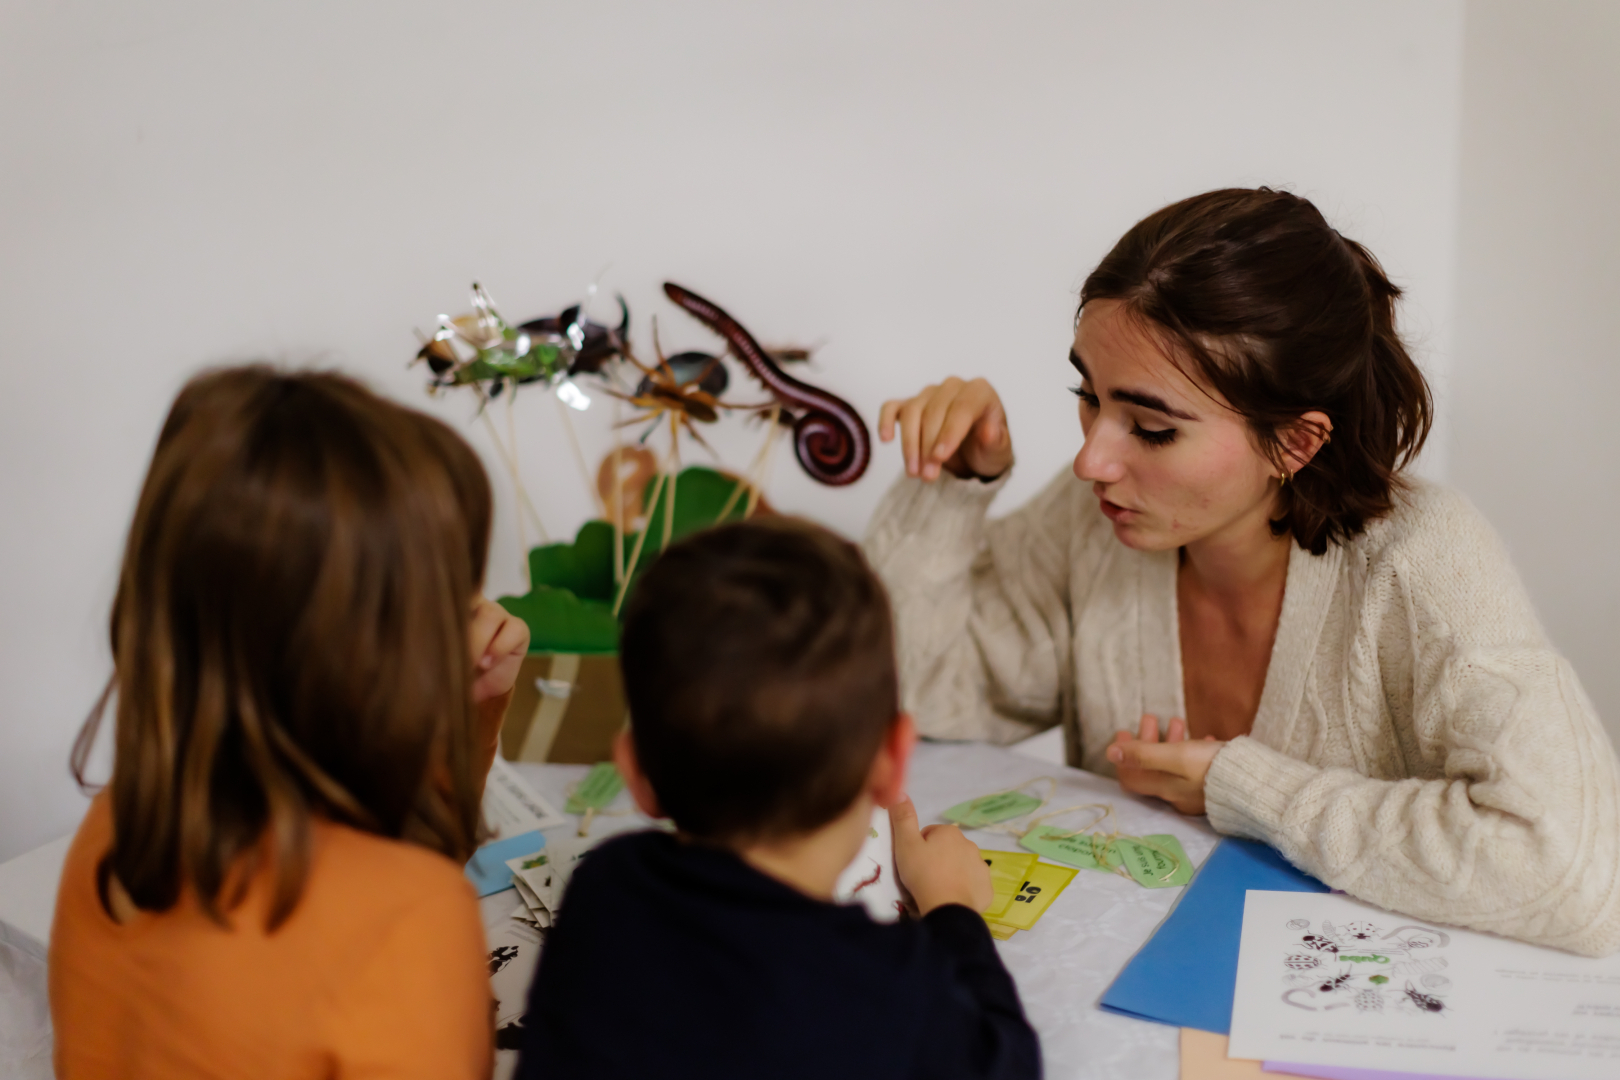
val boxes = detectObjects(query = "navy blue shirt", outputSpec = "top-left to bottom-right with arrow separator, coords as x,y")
517,830 -> 1041,1080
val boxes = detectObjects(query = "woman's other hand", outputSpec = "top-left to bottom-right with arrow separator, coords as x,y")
1107,713 -> 1222,815
878,377 -> 1013,481
469,595 -> 529,705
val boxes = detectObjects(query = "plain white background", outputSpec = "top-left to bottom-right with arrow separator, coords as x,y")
0,0 -> 1608,861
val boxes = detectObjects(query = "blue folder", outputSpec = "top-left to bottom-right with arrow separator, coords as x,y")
464,830 -> 547,897
1098,837 -> 1328,1034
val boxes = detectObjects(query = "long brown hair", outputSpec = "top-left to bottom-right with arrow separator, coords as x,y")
72,366 -> 492,928
1080,188 -> 1433,554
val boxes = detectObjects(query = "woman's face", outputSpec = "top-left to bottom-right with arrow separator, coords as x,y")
1070,300 -> 1279,553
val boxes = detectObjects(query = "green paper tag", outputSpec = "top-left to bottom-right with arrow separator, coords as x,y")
941,790 -> 1043,829
1019,826 -> 1110,869
566,762 -> 624,814
1019,829 -> 1193,888
1112,834 -> 1193,888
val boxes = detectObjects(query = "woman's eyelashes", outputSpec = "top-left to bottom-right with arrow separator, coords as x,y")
1132,423 -> 1177,447
1071,385 -> 1178,446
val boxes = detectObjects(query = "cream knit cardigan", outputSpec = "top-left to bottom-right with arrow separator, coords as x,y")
864,467 -> 1620,956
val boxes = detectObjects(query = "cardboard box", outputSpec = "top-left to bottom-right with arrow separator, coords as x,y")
500,653 -> 628,764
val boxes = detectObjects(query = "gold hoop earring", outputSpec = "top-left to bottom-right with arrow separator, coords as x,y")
1278,470 -> 1292,487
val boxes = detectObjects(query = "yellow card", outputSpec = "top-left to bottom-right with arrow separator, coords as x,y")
985,861 -> 1078,931
981,850 -> 1038,919
986,921 -> 1019,940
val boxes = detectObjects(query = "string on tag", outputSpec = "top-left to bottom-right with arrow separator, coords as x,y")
1020,802 -> 1185,885
960,776 -> 1058,834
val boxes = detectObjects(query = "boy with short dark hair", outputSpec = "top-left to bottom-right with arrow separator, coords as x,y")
517,518 -> 1040,1080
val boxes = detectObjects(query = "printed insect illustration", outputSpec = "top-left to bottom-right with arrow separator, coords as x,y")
1402,982 -> 1447,1014
1281,918 -> 1453,1019
662,282 -> 871,486
488,945 -> 520,975
848,861 -> 883,895
1317,971 -> 1354,994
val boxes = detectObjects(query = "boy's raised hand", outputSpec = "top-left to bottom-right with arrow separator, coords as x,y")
889,796 -> 993,915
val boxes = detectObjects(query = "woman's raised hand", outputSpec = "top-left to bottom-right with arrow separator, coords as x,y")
878,377 -> 1014,482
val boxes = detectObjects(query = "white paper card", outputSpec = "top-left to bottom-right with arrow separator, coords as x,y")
482,757 -> 568,839
1231,890 -> 1620,1079
833,807 -> 902,923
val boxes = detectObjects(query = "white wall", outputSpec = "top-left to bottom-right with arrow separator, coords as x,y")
0,0 -> 1465,860
1451,2 -> 1620,741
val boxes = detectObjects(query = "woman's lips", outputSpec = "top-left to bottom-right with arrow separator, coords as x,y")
1097,495 -> 1135,523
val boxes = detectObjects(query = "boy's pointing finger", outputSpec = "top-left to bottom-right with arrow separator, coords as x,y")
888,796 -> 921,841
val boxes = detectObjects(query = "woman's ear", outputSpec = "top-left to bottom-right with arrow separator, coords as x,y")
1279,410 -> 1333,475
612,727 -> 665,820
868,712 -> 918,810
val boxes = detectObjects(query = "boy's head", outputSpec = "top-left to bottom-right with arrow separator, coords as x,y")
619,518 -> 900,844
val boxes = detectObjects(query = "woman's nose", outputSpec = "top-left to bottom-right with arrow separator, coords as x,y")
1074,425 -> 1125,484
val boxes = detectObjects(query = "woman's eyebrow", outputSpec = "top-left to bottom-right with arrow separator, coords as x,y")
1112,389 -> 1198,421
1068,349 -> 1197,421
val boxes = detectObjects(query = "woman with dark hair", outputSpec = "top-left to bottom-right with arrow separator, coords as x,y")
868,188 -> 1620,955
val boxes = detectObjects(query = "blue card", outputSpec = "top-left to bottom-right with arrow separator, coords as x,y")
1099,838 -> 1328,1034
464,830 -> 546,897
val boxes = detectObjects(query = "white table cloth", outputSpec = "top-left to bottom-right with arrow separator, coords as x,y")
0,741 -> 1213,1080
496,741 -> 1216,1080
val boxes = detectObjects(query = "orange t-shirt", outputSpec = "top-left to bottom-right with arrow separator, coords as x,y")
49,795 -> 493,1079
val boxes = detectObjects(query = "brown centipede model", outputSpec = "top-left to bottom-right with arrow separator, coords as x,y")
662,282 -> 871,486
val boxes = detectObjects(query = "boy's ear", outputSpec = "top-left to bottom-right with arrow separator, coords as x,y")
613,728 -> 665,820
869,712 -> 917,810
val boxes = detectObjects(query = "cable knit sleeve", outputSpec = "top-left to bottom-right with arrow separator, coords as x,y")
1205,486 -> 1620,956
863,467 -> 1083,744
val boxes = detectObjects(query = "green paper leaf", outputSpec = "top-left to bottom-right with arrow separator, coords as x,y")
941,790 -> 1043,829
1018,830 -> 1193,888
1110,834 -> 1193,888
1019,826 -> 1109,869
497,585 -> 619,655
498,467 -> 763,656
528,520 -> 619,602
566,762 -> 624,814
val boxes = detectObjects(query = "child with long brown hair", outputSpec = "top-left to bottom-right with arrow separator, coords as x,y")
50,366 -> 529,1078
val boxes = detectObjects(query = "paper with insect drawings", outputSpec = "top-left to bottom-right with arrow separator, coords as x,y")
833,807 -> 902,923
1230,889 -> 1620,1079
483,756 -> 568,839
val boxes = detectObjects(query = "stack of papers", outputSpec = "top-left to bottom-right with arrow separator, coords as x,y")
504,837 -> 596,930
980,850 -> 1078,940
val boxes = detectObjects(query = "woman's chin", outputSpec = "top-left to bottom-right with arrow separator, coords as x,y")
1109,519 -> 1178,553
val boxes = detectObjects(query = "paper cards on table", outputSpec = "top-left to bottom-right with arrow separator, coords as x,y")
976,850 -> 1077,938
1231,889 -> 1620,1080
1101,838 -> 1329,1033
483,757 -> 568,839
506,836 -> 596,928
834,807 -> 902,922
466,831 -> 546,897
